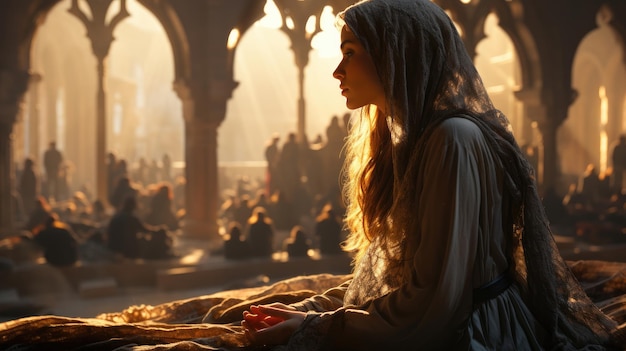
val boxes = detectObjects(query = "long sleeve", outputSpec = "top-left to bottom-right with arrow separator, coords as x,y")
289,279 -> 351,313
286,118 -> 504,350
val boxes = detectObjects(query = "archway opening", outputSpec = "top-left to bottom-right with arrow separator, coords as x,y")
560,7 -> 626,183
220,0 -> 347,165
23,0 -> 179,201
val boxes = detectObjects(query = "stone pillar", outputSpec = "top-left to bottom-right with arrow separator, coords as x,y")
0,69 -> 30,237
27,73 -> 42,162
514,87 -> 550,189
175,81 -> 229,244
539,118 -> 559,192
68,0 -> 129,206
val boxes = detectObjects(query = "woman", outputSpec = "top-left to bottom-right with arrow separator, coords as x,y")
243,0 -> 623,349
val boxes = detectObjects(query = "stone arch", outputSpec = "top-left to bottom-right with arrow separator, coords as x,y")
560,5 -> 626,178
491,1 -> 542,98
27,1 -> 100,189
135,0 -> 192,86
224,0 -> 267,72
15,0 -> 60,71
434,0 -> 541,101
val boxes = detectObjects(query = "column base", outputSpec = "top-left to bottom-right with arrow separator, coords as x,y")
181,219 -> 221,245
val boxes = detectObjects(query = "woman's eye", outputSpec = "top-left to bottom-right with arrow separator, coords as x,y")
343,50 -> 354,58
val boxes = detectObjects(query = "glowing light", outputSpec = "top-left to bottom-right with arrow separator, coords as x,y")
305,15 -> 317,35
460,0 -> 472,4
257,0 -> 281,29
227,28 -> 240,49
180,249 -> 205,265
599,86 -> 608,125
600,86 -> 608,172
285,16 -> 295,30
311,6 -> 340,58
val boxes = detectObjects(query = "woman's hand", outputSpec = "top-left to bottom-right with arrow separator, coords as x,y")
242,303 -> 306,346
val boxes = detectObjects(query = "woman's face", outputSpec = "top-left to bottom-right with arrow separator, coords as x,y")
333,25 -> 386,112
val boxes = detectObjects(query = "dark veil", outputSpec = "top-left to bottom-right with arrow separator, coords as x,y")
340,0 -> 621,348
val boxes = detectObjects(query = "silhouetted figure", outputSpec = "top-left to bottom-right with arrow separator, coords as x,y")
107,152 -> 118,199
23,196 -> 54,232
580,164 -> 601,207
246,207 -> 274,258
11,190 -> 26,224
233,195 -> 253,230
173,175 -> 186,212
91,199 -> 108,224
268,190 -> 297,231
276,132 -> 300,202
43,141 -> 63,200
148,159 -> 159,184
542,187 -> 571,228
284,225 -> 311,258
109,176 -> 138,211
323,115 -> 347,200
57,161 -> 72,201
115,159 -> 129,182
140,228 -> 174,260
162,153 -> 172,182
144,183 -> 179,231
18,158 -> 38,215
236,175 -> 253,198
32,214 -> 79,267
135,157 -> 149,186
265,134 -> 280,197
250,190 -> 271,212
613,135 -> 626,192
326,115 -> 344,147
598,168 -> 613,202
562,183 -> 590,217
107,196 -> 152,259
315,204 -> 344,255
223,222 -> 250,260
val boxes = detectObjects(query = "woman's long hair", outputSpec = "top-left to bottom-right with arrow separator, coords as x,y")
339,0 -> 620,348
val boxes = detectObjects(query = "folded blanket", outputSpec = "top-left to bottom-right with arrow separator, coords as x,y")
1,261 -> 625,350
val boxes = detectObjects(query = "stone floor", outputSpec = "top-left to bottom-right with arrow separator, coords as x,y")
2,231 -> 626,322
0,235 -> 353,321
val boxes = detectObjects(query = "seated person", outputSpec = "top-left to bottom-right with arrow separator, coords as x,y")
107,196 -> 157,259
246,207 -> 275,259
284,225 -> 311,258
223,222 -> 250,260
32,214 -> 79,267
140,228 -> 174,260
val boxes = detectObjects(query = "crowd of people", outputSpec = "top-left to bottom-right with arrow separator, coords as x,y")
1,0 -> 626,349
541,137 -> 626,245
4,112 -> 351,269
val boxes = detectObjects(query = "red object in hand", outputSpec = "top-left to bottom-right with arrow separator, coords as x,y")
244,306 -> 285,331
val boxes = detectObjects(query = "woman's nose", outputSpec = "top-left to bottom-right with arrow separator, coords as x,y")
333,64 -> 344,80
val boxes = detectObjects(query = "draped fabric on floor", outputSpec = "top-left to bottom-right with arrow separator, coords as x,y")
1,262 -> 625,351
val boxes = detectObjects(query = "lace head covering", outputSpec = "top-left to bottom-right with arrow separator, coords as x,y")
339,0 -> 620,348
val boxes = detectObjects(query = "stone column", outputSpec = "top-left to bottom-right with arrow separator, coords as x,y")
28,73 -> 42,162
538,118 -> 559,192
514,87 -> 550,188
68,0 -> 129,206
183,117 -> 220,240
0,69 -> 30,237
174,78 -> 237,244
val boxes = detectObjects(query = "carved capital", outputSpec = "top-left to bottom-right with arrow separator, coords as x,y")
514,86 -> 543,105
173,78 -> 238,124
208,78 -> 238,103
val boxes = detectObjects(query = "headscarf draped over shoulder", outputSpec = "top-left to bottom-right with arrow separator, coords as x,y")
340,0 -> 622,348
